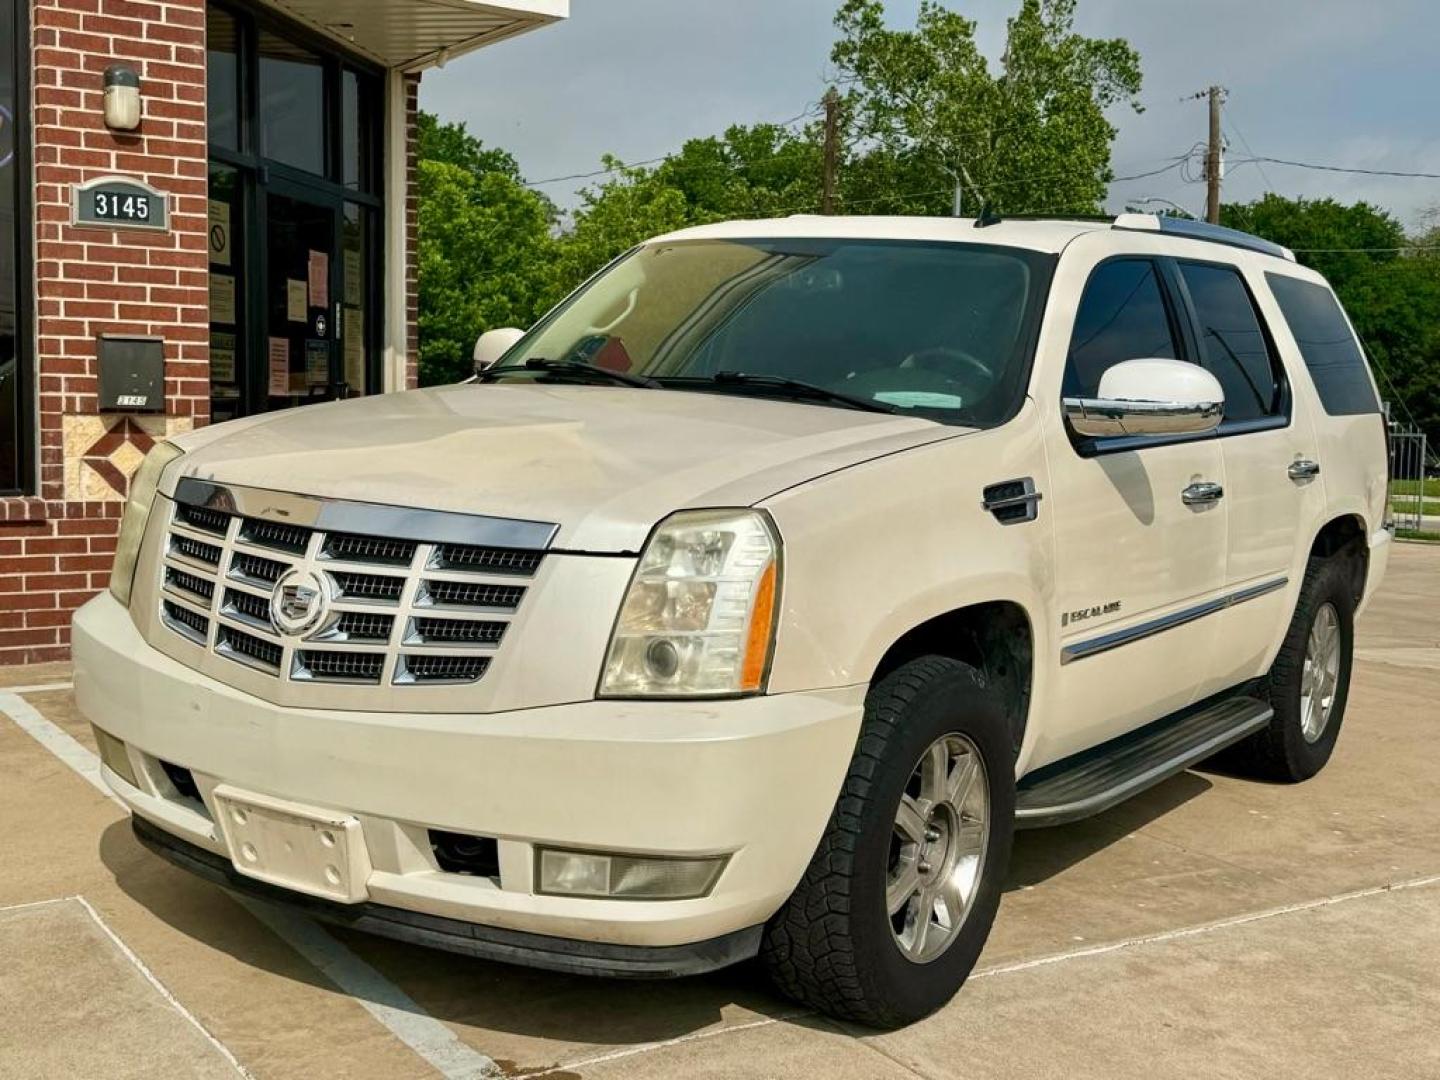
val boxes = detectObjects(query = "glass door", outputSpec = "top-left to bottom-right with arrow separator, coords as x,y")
262,182 -> 341,410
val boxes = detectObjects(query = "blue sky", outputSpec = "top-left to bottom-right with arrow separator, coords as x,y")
422,0 -> 1440,230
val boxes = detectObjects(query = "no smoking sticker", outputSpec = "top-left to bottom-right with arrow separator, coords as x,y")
208,199 -> 232,267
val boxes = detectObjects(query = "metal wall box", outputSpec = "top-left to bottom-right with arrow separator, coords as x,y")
97,335 -> 165,412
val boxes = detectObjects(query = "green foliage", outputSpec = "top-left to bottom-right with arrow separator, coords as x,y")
1222,194 -> 1440,443
415,116 -> 557,385
830,0 -> 1143,215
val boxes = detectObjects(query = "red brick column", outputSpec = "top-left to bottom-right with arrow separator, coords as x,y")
1,0 -> 211,664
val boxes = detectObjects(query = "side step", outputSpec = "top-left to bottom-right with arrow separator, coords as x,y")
1015,695 -> 1272,829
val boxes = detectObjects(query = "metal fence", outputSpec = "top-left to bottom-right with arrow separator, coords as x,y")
1388,419 -> 1430,533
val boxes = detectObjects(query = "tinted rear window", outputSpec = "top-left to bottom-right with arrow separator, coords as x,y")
1265,274 -> 1379,415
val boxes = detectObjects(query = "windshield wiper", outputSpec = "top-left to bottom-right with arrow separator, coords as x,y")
479,358 -> 660,389
658,371 -> 898,415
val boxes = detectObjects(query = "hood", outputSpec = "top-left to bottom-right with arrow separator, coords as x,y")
169,383 -> 968,552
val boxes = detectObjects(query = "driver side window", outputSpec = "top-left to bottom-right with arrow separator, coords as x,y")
1064,259 -> 1180,398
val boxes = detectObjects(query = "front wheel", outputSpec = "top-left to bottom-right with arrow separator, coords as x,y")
759,656 -> 1015,1028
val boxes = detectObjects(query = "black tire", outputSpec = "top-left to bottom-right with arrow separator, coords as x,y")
759,656 -> 1015,1029
1227,554 -> 1356,782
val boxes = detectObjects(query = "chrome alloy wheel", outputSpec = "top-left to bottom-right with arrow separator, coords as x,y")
886,733 -> 989,963
1300,601 -> 1342,744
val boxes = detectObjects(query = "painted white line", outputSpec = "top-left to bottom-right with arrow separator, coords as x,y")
4,680 -> 76,695
0,895 -> 77,915
530,1010 -> 814,1078
531,877 -> 1440,1077
974,873 -> 1440,980
0,690 -> 501,1080
239,898 -> 500,1079
0,690 -> 113,802
72,894 -> 255,1079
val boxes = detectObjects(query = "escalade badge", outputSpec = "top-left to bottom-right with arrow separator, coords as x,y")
269,568 -> 336,638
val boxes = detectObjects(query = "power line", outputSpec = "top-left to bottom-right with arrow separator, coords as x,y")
1221,103 -> 1276,193
1233,156 -> 1440,180
1291,245 -> 1440,253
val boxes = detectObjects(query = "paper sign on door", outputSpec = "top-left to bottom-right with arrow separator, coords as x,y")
308,250 -> 329,308
267,337 -> 290,396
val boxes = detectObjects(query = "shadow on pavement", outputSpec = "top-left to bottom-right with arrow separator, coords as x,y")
98,771 -> 1208,1052
98,818 -> 790,1050
1006,770 -> 1211,890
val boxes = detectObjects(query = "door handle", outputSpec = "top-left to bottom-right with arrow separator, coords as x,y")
1287,459 -> 1321,481
1182,481 -> 1224,506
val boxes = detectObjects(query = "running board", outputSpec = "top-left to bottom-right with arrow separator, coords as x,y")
1015,696 -> 1272,829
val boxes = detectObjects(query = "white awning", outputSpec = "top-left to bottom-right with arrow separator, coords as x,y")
255,0 -> 568,72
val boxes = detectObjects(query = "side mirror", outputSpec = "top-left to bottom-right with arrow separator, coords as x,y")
1064,358 -> 1224,439
473,327 -> 525,375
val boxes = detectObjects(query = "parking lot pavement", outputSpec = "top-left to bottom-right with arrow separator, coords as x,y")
1,542 -> 1436,1079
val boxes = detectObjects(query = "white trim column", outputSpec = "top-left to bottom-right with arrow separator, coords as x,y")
382,68 -> 409,394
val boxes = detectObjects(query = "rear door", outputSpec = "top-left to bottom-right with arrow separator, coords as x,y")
1170,258 -> 1324,695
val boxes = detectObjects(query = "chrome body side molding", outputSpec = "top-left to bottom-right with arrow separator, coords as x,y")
1061,577 -> 1288,665
174,477 -> 559,551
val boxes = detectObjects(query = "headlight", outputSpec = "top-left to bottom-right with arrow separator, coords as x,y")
599,509 -> 780,697
109,441 -> 184,608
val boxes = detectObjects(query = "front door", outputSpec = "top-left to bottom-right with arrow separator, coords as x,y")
1037,256 -> 1230,766
262,184 -> 340,410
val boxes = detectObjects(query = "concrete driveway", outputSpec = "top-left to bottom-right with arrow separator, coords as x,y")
2,543 -> 1437,1079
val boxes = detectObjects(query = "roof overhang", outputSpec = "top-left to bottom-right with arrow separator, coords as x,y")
253,0 -> 568,72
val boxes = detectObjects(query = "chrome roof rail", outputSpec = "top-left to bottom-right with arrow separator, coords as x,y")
1112,212 -> 1296,262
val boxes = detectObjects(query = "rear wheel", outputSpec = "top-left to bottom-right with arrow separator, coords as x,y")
760,656 -> 1014,1028
1227,555 -> 1356,782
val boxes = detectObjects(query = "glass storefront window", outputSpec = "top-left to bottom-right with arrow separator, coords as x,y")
206,6 -> 240,150
205,3 -> 382,421
1,0 -> 24,491
342,203 -> 372,395
258,30 -> 325,175
208,164 -> 244,421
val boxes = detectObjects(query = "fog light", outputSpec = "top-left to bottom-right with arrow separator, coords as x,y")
92,725 -> 139,789
536,848 -> 726,900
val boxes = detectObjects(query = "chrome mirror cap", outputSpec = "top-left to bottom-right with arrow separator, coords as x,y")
1064,396 -> 1224,438
1064,357 -> 1225,439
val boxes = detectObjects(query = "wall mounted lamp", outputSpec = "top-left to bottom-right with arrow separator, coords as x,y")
102,64 -> 142,132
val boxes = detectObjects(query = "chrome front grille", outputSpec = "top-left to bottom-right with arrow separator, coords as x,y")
157,486 -> 550,688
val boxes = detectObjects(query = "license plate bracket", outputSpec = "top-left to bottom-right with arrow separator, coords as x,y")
212,785 -> 371,904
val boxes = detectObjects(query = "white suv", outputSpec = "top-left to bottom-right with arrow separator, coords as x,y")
74,213 -> 1391,1027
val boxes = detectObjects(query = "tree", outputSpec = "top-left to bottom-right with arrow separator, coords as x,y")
830,0 -> 1142,215
543,124 -> 825,306
415,114 -> 557,385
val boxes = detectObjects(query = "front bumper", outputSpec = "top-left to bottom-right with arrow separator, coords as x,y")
132,817 -> 763,977
74,592 -> 864,956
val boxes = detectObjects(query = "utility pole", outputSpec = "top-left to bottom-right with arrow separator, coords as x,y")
1204,85 -> 1226,224
951,172 -> 963,218
821,88 -> 840,214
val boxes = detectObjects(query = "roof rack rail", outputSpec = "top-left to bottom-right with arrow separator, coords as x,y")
1112,212 -> 1295,262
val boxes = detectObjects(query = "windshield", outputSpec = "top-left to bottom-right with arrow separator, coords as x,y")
489,238 -> 1053,425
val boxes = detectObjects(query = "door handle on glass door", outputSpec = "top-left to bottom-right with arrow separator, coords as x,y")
1287,459 -> 1321,481
1182,481 -> 1224,506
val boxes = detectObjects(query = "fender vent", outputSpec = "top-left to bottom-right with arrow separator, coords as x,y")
982,478 -> 1042,525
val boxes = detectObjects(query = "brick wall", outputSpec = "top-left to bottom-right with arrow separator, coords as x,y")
1,0 -> 210,664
